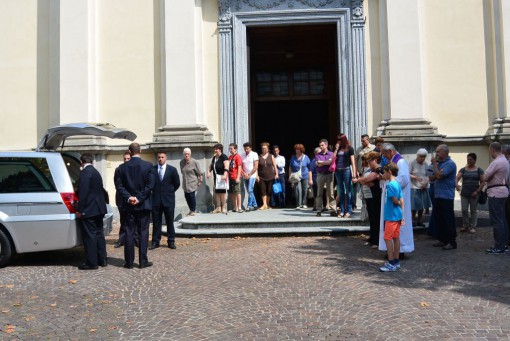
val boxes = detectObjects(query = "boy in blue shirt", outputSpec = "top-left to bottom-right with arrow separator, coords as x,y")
380,162 -> 405,272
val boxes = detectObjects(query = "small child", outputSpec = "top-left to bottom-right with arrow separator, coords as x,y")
380,162 -> 405,272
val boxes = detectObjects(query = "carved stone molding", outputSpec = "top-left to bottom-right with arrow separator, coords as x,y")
486,117 -> 510,143
376,118 -> 445,142
151,124 -> 216,150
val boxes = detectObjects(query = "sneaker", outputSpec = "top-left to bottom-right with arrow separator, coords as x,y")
394,261 -> 401,269
302,205 -> 308,209
485,247 -> 505,254
379,262 -> 397,272
505,246 -> 509,253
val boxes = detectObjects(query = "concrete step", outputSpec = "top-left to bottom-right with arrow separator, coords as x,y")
174,208 -> 378,236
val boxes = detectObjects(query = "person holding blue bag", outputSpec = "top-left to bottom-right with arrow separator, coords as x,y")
270,145 -> 286,208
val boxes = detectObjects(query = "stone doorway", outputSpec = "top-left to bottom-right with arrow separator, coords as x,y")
248,24 -> 339,157
218,1 -> 367,152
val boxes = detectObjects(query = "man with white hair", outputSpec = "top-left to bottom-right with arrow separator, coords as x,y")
379,143 -> 414,255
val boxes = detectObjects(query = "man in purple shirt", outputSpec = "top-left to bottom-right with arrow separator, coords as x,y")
481,142 -> 509,254
315,139 -> 336,216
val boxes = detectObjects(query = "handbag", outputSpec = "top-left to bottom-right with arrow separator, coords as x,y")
289,156 -> 304,184
272,179 -> 283,194
213,156 -> 229,190
215,176 -> 228,190
328,155 -> 337,173
478,190 -> 487,205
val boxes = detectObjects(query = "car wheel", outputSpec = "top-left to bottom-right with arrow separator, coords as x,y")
0,228 -> 13,268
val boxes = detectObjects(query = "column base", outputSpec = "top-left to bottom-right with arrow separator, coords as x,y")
376,118 -> 445,143
486,117 -> 510,142
150,124 -> 217,150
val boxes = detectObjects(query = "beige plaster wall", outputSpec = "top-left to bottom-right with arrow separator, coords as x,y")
202,0 -> 220,140
421,0 -> 490,137
97,0 -> 157,145
0,0 -> 41,150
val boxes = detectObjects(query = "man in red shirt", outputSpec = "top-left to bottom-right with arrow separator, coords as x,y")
228,143 -> 243,212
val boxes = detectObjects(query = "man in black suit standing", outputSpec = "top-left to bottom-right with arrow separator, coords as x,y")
114,143 -> 155,269
150,151 -> 181,250
114,151 -> 135,248
76,153 -> 107,270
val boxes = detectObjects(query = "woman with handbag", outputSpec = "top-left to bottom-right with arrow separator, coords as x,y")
455,153 -> 484,233
289,143 -> 313,209
207,144 -> 230,214
257,142 -> 279,210
333,134 -> 357,218
353,151 -> 383,248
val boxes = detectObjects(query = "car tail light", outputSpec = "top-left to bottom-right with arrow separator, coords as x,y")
60,192 -> 79,213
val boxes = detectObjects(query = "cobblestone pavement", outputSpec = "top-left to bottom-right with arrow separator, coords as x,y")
1,223 -> 510,340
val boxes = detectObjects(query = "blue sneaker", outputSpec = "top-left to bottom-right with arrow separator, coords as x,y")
394,261 -> 401,269
379,262 -> 397,272
485,247 -> 505,254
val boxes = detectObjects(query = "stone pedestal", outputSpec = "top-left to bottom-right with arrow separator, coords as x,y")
486,117 -> 510,142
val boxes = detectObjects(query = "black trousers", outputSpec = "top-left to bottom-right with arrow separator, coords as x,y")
365,194 -> 381,246
434,198 -> 457,247
117,209 -> 138,245
152,204 -> 175,244
124,210 -> 150,267
79,215 -> 106,267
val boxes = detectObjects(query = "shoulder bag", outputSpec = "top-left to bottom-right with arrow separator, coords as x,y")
213,156 -> 229,190
289,156 -> 304,184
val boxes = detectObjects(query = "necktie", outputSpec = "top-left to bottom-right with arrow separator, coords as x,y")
159,166 -> 163,181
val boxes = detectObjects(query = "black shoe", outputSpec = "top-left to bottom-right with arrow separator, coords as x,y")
432,242 -> 445,247
442,243 -> 457,250
168,242 -> 176,249
123,263 -> 134,269
114,241 -> 123,248
99,258 -> 108,267
139,261 -> 153,269
148,243 -> 160,250
78,263 -> 98,270
316,212 -> 321,217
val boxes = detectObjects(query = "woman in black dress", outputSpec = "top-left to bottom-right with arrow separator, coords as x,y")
207,144 -> 229,214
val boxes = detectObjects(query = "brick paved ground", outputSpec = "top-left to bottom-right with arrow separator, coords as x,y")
1,223 -> 510,340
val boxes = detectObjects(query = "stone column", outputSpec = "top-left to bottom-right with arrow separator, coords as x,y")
376,0 -> 444,144
350,0 -> 368,149
487,0 -> 510,141
152,0 -> 214,149
218,1 -> 235,147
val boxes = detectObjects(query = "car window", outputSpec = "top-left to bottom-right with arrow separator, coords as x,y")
61,154 -> 81,192
0,158 -> 57,193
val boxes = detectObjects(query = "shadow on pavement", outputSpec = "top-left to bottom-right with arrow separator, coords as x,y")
293,226 -> 510,305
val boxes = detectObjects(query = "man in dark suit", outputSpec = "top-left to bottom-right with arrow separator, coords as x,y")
150,151 -> 181,250
114,151 -> 135,248
114,143 -> 155,269
76,153 -> 108,270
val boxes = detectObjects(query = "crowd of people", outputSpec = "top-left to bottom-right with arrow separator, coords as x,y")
75,137 -> 510,272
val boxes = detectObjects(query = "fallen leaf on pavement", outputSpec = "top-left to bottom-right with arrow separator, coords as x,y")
5,285 -> 14,289
12,303 -> 22,307
29,296 -> 38,299
50,303 -> 57,307
420,302 -> 430,307
68,280 -> 78,284
107,325 -> 119,330
1,310 -> 9,313
89,329 -> 97,332
24,316 -> 34,322
3,324 -> 16,333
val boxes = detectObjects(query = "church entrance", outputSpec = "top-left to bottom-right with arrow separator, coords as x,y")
248,24 -> 339,158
